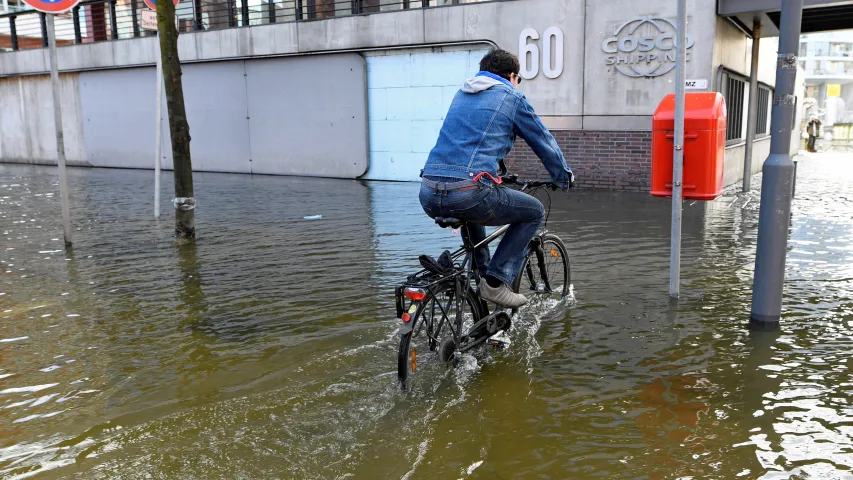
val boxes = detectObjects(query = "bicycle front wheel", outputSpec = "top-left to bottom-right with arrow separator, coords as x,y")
512,233 -> 571,312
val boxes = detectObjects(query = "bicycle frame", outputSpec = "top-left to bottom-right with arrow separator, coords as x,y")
412,180 -> 551,276
396,179 -> 558,355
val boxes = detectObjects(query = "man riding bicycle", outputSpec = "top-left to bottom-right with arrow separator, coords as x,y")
419,48 -> 574,309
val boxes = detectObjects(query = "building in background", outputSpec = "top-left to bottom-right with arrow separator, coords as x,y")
799,29 -> 853,128
1,0 -> 843,190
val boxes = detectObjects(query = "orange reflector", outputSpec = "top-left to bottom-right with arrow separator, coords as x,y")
550,249 -> 560,258
404,288 -> 426,301
411,348 -> 417,372
401,313 -> 411,322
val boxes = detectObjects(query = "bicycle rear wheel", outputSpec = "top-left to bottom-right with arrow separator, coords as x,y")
397,282 -> 483,390
511,233 -> 571,313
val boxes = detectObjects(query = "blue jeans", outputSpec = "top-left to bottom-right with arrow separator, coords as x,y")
419,176 -> 545,285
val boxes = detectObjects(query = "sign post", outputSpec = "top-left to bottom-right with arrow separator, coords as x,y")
154,44 -> 162,219
143,0 -> 178,219
141,10 -> 162,218
22,0 -> 80,248
669,0 -> 687,298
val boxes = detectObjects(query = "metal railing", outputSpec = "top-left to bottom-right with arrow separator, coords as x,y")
0,0 -> 489,53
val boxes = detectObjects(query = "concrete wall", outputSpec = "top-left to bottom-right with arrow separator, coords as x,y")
581,0 -> 718,130
362,46 -> 489,181
2,54 -> 369,177
712,17 -> 778,85
0,0 -> 578,126
0,0 -> 768,127
0,74 -> 88,166
723,137 -> 772,187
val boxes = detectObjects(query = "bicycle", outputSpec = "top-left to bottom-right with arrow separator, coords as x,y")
395,174 -> 572,390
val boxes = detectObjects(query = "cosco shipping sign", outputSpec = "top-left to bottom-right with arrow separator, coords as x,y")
602,17 -> 694,78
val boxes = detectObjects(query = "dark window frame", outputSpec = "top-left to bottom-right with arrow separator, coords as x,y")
716,67 -> 775,145
719,68 -> 747,145
755,83 -> 772,138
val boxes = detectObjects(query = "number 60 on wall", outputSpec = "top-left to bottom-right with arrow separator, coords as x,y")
518,27 -> 564,80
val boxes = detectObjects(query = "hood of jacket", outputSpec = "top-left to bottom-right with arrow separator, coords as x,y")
461,71 -> 512,94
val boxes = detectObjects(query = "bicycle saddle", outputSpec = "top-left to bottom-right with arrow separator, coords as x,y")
434,217 -> 464,229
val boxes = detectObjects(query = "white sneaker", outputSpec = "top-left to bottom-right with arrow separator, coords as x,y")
478,279 -> 528,308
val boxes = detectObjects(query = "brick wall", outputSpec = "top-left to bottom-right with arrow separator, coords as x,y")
505,130 -> 652,192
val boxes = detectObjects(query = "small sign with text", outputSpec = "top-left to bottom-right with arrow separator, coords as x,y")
141,9 -> 157,31
685,79 -> 708,90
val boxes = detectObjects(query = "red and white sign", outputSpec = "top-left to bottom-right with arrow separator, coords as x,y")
21,0 -> 80,14
141,9 -> 158,30
143,0 -> 179,12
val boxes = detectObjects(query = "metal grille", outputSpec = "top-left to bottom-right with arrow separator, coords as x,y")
756,85 -> 771,136
722,71 -> 746,143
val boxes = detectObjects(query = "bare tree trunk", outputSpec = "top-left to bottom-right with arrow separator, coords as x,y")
156,0 -> 195,240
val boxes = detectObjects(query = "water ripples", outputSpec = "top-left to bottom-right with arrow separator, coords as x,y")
0,154 -> 851,478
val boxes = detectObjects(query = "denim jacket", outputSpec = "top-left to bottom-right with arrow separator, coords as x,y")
422,71 -> 572,190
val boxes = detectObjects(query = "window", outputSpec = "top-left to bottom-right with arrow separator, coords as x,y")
721,70 -> 746,143
756,85 -> 771,136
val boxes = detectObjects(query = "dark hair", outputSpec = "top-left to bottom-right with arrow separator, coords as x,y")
479,49 -> 520,81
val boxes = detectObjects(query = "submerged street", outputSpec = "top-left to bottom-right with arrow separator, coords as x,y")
0,153 -> 851,479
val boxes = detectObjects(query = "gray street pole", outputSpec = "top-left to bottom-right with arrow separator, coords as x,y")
669,0 -> 687,298
46,13 -> 73,248
743,21 -> 762,193
154,48 -> 163,219
750,0 -> 803,326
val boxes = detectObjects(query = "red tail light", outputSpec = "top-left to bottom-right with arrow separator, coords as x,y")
401,313 -> 411,322
403,288 -> 426,301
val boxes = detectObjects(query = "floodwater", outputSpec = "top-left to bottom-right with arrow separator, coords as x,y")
0,153 -> 851,479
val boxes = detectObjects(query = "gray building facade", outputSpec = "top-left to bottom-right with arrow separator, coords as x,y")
0,0 -> 796,190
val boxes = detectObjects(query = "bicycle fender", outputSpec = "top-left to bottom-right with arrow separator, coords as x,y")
399,302 -> 418,335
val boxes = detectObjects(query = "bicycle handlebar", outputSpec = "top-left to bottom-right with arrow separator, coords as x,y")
500,174 -> 560,190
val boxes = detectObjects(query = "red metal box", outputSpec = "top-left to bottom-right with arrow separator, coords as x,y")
651,92 -> 727,200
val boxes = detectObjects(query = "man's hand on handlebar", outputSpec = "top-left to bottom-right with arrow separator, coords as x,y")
550,172 -> 576,191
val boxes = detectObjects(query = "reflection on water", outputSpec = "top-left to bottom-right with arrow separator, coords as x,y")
0,154 -> 851,479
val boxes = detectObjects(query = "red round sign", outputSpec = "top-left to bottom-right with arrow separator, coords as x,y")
143,0 -> 179,11
21,0 -> 80,14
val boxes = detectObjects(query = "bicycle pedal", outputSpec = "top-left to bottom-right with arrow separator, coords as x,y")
486,331 -> 511,349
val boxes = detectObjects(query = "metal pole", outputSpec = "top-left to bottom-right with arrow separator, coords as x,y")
193,0 -> 202,30
131,0 -> 140,37
743,21 -> 762,192
669,0 -> 687,298
40,12 -> 48,47
109,0 -> 118,39
9,16 -> 18,51
46,14 -> 73,248
750,0 -> 803,326
73,6 -> 82,44
154,45 -> 163,218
